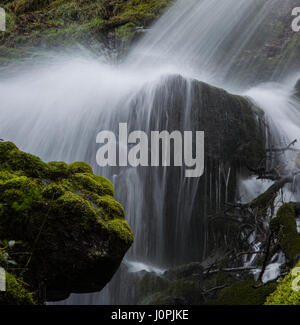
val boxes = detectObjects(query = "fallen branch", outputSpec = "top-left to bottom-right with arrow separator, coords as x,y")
202,284 -> 228,295
266,139 -> 299,153
205,266 -> 257,275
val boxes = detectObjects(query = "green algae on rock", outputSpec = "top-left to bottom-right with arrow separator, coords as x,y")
208,281 -> 277,305
270,203 -> 300,264
265,261 -> 300,305
0,141 -> 133,302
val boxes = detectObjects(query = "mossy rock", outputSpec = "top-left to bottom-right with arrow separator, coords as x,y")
270,203 -> 300,264
138,263 -> 206,305
0,141 -> 133,302
0,272 -> 35,305
207,281 -> 277,305
141,278 -> 204,305
163,262 -> 204,281
265,262 -> 300,305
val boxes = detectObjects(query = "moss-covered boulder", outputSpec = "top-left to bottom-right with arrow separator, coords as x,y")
0,141 -> 133,302
265,261 -> 300,305
270,203 -> 300,264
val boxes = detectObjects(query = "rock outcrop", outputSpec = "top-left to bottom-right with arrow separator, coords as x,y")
126,74 -> 267,265
0,141 -> 133,303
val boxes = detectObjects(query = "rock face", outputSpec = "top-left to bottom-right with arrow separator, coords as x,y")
0,141 -> 133,302
125,74 -> 266,265
97,74 -> 269,305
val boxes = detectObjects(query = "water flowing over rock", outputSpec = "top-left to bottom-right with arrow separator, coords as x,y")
58,75 -> 266,305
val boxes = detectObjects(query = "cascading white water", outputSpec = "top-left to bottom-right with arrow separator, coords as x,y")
127,0 -> 297,87
1,0 -> 300,304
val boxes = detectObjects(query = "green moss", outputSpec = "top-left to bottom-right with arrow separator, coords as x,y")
94,175 -> 114,196
115,23 -> 136,42
142,278 -> 204,305
249,188 -> 277,211
164,279 -> 201,302
9,0 -> 54,15
265,262 -> 300,305
96,195 -> 124,220
69,161 -> 93,174
42,183 -> 65,199
0,142 -> 49,178
270,203 -> 300,263
0,272 -> 35,305
0,0 -> 174,64
0,176 -> 41,213
0,141 -> 133,303
72,173 -> 106,197
208,281 -> 277,305
137,272 -> 170,303
107,219 -> 133,245
115,0 -> 172,25
0,170 -> 17,182
0,141 -> 18,159
56,191 -> 97,229
48,161 -> 70,179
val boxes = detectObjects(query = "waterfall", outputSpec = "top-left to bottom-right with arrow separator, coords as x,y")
127,0 -> 298,87
0,0 -> 300,304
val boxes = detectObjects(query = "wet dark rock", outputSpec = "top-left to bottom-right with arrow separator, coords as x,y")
127,74 -> 267,265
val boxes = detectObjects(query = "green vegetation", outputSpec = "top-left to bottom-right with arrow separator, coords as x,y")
265,262 -> 300,305
270,203 -> 300,263
208,281 -> 277,305
0,272 -> 35,305
0,0 -> 174,65
0,141 -> 133,303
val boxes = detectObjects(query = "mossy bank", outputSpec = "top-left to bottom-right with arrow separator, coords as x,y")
265,261 -> 300,305
0,141 -> 133,304
0,0 -> 174,65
